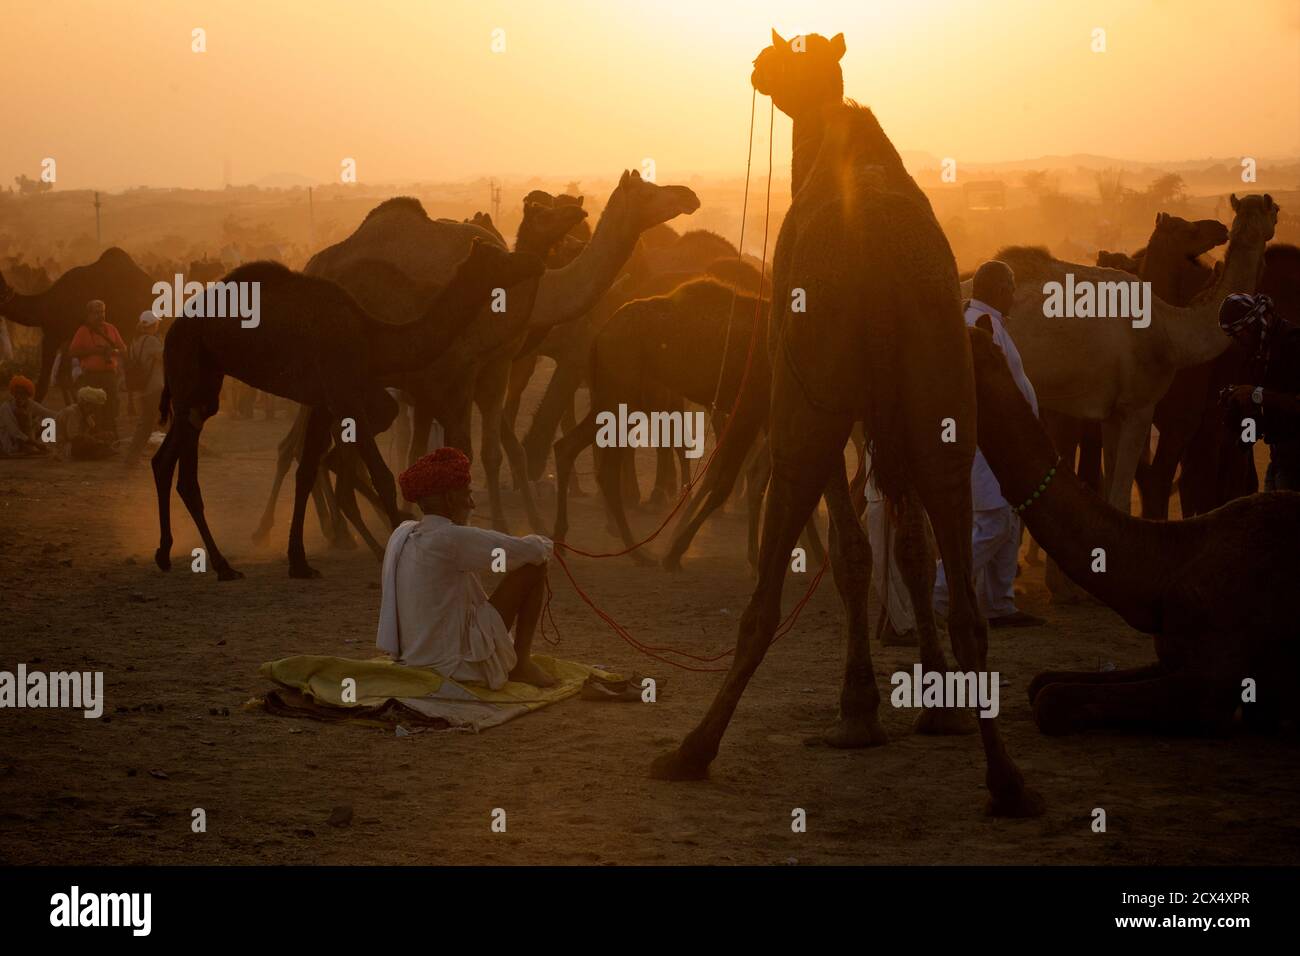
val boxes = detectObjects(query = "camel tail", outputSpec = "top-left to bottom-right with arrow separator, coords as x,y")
158,385 -> 171,427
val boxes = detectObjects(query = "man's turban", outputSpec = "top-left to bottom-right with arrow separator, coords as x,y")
8,375 -> 34,398
399,447 -> 471,502
1219,293 -> 1274,337
76,386 -> 108,406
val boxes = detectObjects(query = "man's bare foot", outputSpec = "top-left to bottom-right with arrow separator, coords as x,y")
509,659 -> 557,688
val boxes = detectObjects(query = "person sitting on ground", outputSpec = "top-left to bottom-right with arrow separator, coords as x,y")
934,259 -> 1046,629
376,447 -> 558,688
0,375 -> 56,458
55,386 -> 117,461
68,299 -> 126,439
1218,292 -> 1300,491
123,310 -> 166,466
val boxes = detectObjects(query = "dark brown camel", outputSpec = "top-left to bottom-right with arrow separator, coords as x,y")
153,240 -> 543,580
0,248 -> 156,400
967,323 -> 1299,735
650,32 -> 1042,818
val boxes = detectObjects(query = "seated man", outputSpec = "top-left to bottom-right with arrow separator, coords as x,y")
0,375 -> 56,458
56,386 -> 117,461
376,447 -> 557,688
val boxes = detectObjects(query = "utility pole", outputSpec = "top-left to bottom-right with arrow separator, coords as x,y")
308,186 -> 315,252
490,179 -> 501,222
93,191 -> 102,249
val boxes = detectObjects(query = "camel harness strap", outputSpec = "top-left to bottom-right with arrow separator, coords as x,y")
1011,457 -> 1061,515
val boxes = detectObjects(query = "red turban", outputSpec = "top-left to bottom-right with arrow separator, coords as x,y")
8,375 -> 34,398
399,447 -> 471,502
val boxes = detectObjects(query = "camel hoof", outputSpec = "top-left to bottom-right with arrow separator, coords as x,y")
642,490 -> 671,512
289,564 -> 323,580
823,715 -> 888,749
880,627 -> 919,647
216,566 -> 245,582
154,549 -> 171,572
251,526 -> 271,545
913,708 -> 978,736
329,533 -> 359,551
630,550 -> 655,568
987,786 -> 1047,818
661,554 -> 683,573
648,749 -> 709,781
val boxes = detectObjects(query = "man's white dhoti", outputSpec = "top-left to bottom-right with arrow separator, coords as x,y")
863,465 -> 916,633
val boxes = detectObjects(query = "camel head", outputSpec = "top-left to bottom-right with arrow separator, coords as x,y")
454,238 -> 545,294
607,170 -> 700,236
1149,213 -> 1229,260
752,30 -> 845,118
967,324 -> 1057,466
1228,193 -> 1279,247
1095,250 -> 1142,273
517,200 -> 588,260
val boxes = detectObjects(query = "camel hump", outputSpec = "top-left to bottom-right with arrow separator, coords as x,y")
362,196 -> 430,223
993,245 -> 1055,278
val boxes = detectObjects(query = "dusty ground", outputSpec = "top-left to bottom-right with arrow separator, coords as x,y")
1,389 -> 1297,866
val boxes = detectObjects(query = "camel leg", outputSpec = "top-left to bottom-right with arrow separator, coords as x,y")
551,409 -> 600,545
662,404 -> 765,571
594,443 -> 654,567
174,415 -> 242,581
151,421 -> 183,572
34,337 -> 61,403
647,446 -> 677,510
500,416 -> 544,531
353,415 -> 403,529
649,395 -> 848,781
1139,427 -> 1184,520
1034,669 -> 1239,736
890,490 -> 973,735
744,441 -> 770,573
1104,407 -> 1156,514
913,450 -> 1043,816
287,407 -> 332,579
1027,663 -> 1166,706
821,464 -> 889,749
335,440 -> 391,561
408,401 -> 437,466
523,358 -> 585,481
253,406 -> 305,544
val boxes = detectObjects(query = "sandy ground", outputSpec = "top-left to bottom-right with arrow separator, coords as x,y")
1,391 -> 1297,867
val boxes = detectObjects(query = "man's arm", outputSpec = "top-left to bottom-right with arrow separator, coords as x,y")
448,525 -> 552,573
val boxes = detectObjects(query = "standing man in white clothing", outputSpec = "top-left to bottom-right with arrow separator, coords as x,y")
934,260 -> 1046,629
376,447 -> 557,688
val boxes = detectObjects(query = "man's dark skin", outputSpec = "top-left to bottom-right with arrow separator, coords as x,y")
1222,325 -> 1300,418
417,485 -> 557,688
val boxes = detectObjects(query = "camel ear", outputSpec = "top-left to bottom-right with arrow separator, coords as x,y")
1264,193 -> 1274,209
619,170 -> 631,189
830,33 -> 846,60
576,196 -> 584,208
771,28 -> 787,47
1230,193 -> 1240,212
1155,212 -> 1165,226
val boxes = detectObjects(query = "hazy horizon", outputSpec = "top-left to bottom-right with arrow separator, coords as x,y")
4,0 -> 1299,191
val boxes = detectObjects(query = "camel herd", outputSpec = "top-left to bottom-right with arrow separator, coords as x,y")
2,30 -> 1296,817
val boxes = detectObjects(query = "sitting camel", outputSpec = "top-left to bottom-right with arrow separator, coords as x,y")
967,322 -> 1298,735
154,240 -> 543,580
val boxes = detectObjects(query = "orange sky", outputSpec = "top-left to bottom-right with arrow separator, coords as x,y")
4,0 -> 1298,190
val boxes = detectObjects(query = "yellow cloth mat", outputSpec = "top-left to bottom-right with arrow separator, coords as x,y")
258,654 -> 618,732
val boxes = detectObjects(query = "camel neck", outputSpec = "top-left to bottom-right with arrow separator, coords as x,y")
791,113 -> 827,196
977,374 -> 1201,633
0,290 -> 43,328
527,200 -> 638,330
366,283 -> 485,377
1160,231 -> 1265,369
